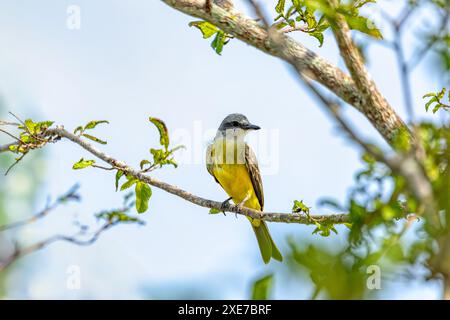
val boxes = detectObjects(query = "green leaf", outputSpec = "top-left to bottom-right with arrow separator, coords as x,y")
312,221 -> 337,237
189,20 -> 231,55
135,182 -> 152,214
19,119 -> 40,135
209,208 -> 222,214
275,0 -> 286,14
423,92 -> 436,99
344,222 -> 352,229
115,170 -> 124,191
309,31 -> 324,47
346,15 -> 383,39
35,121 -> 54,133
121,178 -> 138,191
251,274 -> 274,300
84,120 -> 109,130
211,30 -> 226,55
8,145 -> 18,153
20,133 -> 31,143
425,97 -> 438,112
292,200 -> 310,214
74,126 -> 84,135
140,160 -> 151,170
149,117 -> 170,149
189,21 -> 219,39
82,133 -> 107,145
150,148 -> 178,168
73,158 -> 95,170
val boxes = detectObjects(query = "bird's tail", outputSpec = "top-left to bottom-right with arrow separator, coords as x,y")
251,220 -> 283,264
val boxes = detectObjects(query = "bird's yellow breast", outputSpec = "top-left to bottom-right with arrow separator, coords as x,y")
212,164 -> 261,210
210,137 -> 261,211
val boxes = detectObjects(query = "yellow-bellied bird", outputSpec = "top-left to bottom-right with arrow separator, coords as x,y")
206,114 -> 283,264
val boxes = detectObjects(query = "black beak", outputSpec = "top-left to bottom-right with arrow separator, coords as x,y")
244,123 -> 261,130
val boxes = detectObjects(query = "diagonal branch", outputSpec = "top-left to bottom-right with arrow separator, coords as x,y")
161,0 -> 409,146
325,0 -> 410,143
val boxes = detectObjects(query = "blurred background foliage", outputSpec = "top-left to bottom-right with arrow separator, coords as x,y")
0,100 -> 46,298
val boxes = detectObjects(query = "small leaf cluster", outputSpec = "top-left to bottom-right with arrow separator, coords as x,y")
292,199 -> 337,237
8,119 -> 55,154
290,118 -> 450,298
288,240 -> 367,299
115,173 -> 153,214
74,120 -> 109,145
423,88 -> 449,114
142,117 -> 185,171
274,0 -> 330,46
189,21 -> 232,55
71,120 -> 109,170
95,194 -> 145,225
274,0 -> 382,47
96,209 -> 145,225
5,118 -> 57,174
282,97 -> 450,298
115,117 -> 183,214
292,199 -> 311,214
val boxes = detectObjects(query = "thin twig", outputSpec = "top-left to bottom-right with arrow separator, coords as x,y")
0,193 -> 140,272
92,164 -> 115,171
4,153 -> 25,176
0,221 -> 113,272
0,128 -> 20,142
0,184 -> 81,232
247,0 -> 269,29
408,12 -> 449,70
0,121 -> 20,126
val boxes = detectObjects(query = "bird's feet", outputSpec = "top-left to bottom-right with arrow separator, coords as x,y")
233,194 -> 251,218
220,197 -> 233,215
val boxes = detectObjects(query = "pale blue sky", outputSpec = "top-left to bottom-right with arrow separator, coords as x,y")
0,0 -> 444,299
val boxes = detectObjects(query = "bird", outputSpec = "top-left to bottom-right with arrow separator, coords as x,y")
206,113 -> 283,264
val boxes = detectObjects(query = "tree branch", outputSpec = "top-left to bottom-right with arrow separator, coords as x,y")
325,0 -> 410,143
253,1 -> 435,224
0,184 -> 142,272
0,220 -> 122,272
10,126 -> 348,226
160,0 -> 409,146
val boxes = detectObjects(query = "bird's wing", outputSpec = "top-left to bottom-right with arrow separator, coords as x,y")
206,143 -> 220,184
245,144 -> 264,210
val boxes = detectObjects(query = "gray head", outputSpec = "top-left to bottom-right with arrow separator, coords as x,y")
218,113 -> 260,133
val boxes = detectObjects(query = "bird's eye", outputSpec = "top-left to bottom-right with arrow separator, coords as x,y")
231,121 -> 239,126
